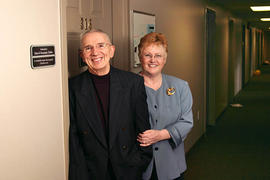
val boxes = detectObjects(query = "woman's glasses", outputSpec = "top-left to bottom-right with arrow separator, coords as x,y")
143,53 -> 164,60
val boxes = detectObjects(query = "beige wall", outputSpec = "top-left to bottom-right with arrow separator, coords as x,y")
0,1 -> 67,179
263,31 -> 270,61
233,19 -> 243,95
228,18 -> 243,102
212,5 -> 230,117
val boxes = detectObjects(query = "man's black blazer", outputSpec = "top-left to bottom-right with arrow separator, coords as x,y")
68,66 -> 152,180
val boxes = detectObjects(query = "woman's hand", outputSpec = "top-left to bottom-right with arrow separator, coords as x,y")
137,129 -> 171,147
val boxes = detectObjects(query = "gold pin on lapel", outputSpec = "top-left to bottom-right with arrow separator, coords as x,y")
166,87 -> 175,96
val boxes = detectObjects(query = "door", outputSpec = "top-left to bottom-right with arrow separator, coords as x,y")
228,19 -> 234,103
249,28 -> 253,78
206,8 -> 216,126
66,0 -> 112,77
241,25 -> 246,88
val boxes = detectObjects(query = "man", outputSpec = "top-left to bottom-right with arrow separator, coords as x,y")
68,29 -> 152,180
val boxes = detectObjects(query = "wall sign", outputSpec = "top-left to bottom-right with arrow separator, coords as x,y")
30,45 -> 55,69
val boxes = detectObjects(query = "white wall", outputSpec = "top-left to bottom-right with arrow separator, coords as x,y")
0,1 -> 67,179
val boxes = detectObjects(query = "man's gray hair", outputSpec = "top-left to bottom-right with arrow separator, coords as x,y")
80,29 -> 112,49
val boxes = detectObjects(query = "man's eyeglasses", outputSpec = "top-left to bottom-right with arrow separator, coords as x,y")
143,53 -> 164,60
82,43 -> 111,53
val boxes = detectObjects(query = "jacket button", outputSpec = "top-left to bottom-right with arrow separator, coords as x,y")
154,147 -> 159,151
122,145 -> 127,150
122,127 -> 126,131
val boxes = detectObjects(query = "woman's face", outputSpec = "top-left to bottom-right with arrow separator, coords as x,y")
140,44 -> 167,77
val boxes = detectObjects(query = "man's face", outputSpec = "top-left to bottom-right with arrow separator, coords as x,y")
81,32 -> 115,76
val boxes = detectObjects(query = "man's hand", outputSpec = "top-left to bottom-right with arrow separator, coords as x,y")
137,129 -> 170,146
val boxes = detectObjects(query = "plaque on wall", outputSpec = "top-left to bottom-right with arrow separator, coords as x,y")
30,45 -> 55,69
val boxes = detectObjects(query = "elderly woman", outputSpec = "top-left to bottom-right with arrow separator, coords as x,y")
137,32 -> 193,180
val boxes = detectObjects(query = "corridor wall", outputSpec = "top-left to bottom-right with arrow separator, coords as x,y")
263,31 -> 270,61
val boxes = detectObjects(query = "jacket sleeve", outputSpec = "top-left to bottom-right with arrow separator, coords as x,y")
165,81 -> 193,148
68,85 -> 89,180
131,76 -> 153,170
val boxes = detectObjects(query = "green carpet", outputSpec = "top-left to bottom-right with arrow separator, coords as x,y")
184,65 -> 270,180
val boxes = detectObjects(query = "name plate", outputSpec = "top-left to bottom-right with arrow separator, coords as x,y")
30,45 -> 55,69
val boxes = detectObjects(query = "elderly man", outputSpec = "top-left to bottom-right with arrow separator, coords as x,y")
68,29 -> 152,180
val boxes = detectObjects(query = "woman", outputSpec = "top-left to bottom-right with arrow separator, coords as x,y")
137,32 -> 193,180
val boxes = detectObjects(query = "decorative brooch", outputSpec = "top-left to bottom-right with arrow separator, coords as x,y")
166,87 -> 176,96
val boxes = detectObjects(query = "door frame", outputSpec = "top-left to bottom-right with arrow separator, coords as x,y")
60,0 -> 69,178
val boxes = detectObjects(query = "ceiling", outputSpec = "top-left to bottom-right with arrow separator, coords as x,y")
208,0 -> 270,31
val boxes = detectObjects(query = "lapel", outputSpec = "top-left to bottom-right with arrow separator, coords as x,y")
109,67 -> 126,150
77,71 -> 108,149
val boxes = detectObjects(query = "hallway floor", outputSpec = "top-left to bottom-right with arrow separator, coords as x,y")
184,66 -> 270,180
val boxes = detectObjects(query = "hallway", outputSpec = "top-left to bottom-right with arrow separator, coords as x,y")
184,66 -> 270,180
